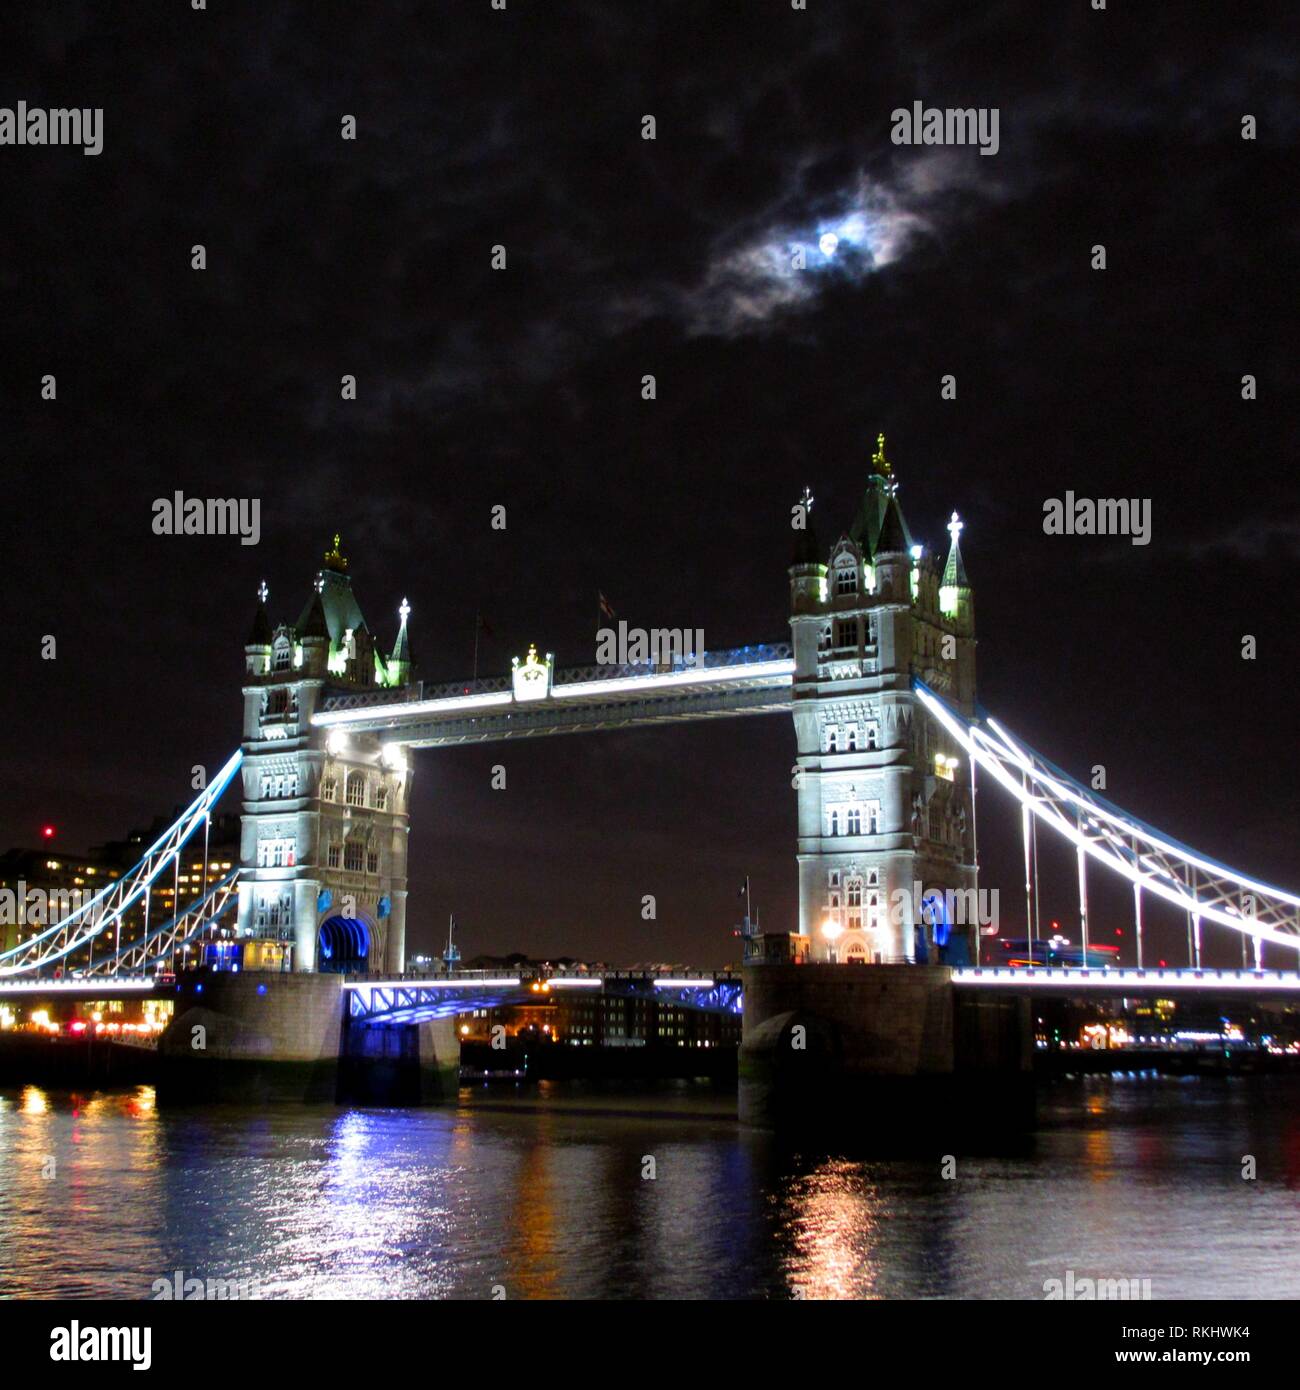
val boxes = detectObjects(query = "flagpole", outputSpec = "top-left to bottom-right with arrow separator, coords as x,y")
473,611 -> 480,682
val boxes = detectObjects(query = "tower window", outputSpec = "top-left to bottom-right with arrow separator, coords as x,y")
846,876 -> 863,930
327,844 -> 341,869
321,776 -> 337,802
375,785 -> 389,812
344,842 -> 364,872
346,774 -> 366,807
274,645 -> 291,671
835,565 -> 858,595
835,619 -> 858,650
846,807 -> 862,836
825,726 -> 839,753
866,722 -> 879,751
828,810 -> 840,836
366,850 -> 380,874
846,724 -> 859,752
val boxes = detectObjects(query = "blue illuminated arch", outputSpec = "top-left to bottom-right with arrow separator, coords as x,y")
318,915 -> 370,973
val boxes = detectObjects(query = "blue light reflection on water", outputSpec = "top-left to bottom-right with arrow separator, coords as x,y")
2,1077 -> 1300,1299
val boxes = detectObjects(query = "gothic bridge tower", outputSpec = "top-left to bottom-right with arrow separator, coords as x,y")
789,436 -> 977,965
238,537 -> 416,974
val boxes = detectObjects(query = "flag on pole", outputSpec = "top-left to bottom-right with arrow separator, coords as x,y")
477,613 -> 495,638
598,591 -> 616,621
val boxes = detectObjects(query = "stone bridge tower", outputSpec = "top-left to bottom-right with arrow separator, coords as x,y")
789,437 -> 978,964
237,537 -> 416,974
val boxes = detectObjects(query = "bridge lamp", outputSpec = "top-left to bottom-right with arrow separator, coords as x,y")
326,730 -> 346,756
381,743 -> 406,772
822,919 -> 842,940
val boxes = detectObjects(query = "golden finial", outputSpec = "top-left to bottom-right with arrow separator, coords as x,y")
323,533 -> 348,572
871,432 -> 892,477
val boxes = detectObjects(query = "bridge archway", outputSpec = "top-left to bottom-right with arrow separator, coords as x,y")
317,915 -> 371,973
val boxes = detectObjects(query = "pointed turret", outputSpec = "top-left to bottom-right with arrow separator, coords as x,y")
939,511 -> 972,624
874,495 -> 910,555
247,580 -> 273,647
388,597 -> 414,685
298,587 -> 329,640
942,512 -> 969,588
245,580 -> 273,676
789,486 -> 828,625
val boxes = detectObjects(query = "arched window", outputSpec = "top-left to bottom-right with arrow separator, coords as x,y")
825,726 -> 839,753
346,774 -> 366,807
828,809 -> 840,836
846,724 -> 859,751
835,563 -> 858,595
375,785 -> 389,812
846,807 -> 862,835
846,876 -> 863,930
865,722 -> 879,751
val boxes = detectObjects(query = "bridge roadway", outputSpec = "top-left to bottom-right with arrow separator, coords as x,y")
310,643 -> 796,746
7,968 -> 1300,1023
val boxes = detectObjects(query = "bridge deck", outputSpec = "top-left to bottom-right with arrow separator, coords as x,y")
312,645 -> 794,746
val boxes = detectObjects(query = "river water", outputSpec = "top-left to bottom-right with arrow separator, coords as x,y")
2,1076 -> 1298,1300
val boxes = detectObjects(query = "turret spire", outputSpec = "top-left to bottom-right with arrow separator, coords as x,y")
942,511 -> 970,587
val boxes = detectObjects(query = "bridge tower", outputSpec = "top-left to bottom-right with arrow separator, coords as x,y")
237,537 -> 417,975
789,436 -> 978,964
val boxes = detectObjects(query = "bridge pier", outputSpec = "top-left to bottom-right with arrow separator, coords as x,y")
739,963 -> 1033,1144
157,971 -> 461,1105
339,1018 -> 460,1105
157,971 -> 345,1103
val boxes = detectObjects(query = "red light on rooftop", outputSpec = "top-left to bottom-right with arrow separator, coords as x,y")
41,825 -> 55,839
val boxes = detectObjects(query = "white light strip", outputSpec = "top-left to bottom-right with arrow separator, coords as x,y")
554,660 -> 794,701
312,660 -> 795,729
916,686 -> 1300,952
955,968 -> 1300,992
546,977 -> 604,987
316,691 -> 513,726
0,978 -> 158,995
653,978 -> 715,988
343,977 -> 521,990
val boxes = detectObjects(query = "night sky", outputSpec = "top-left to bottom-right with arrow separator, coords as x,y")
1,1 -> 1295,969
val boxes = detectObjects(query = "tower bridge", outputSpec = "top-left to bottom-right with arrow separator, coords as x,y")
2,440 -> 1297,1121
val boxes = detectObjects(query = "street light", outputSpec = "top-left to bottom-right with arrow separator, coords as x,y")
822,918 -> 842,963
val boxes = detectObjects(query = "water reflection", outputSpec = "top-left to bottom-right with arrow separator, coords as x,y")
0,1079 -> 1298,1299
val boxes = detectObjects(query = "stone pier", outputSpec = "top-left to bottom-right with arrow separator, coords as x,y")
739,963 -> 1033,1142
157,971 -> 459,1105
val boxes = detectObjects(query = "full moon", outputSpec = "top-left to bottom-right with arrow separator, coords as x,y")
819,232 -> 839,257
